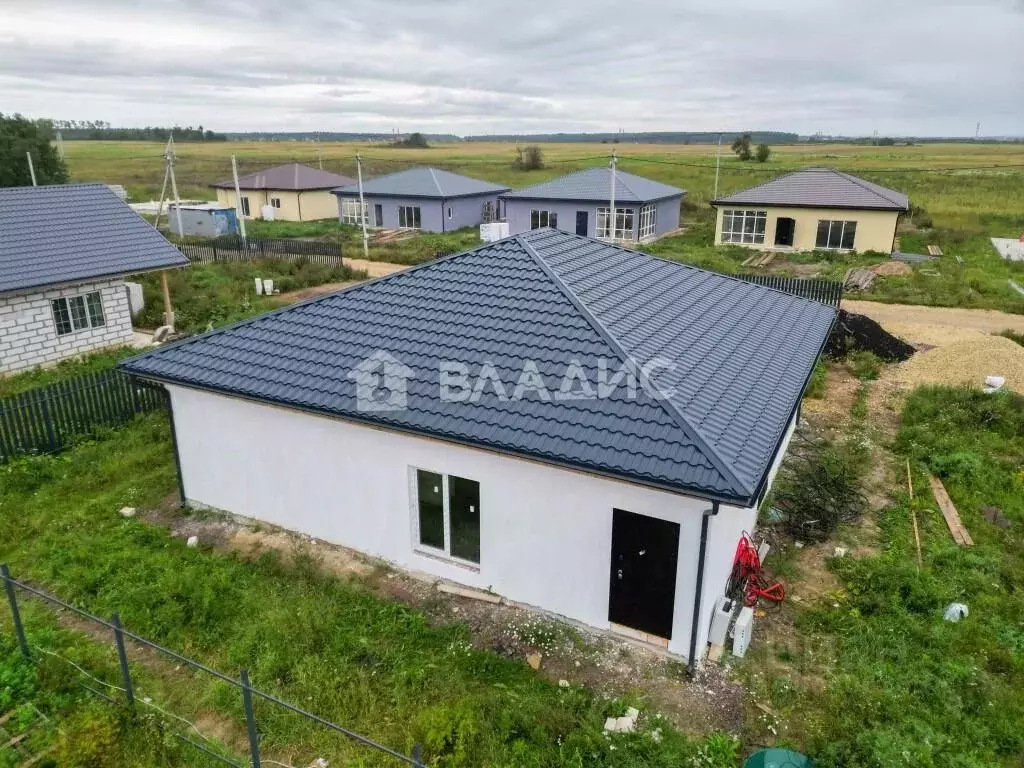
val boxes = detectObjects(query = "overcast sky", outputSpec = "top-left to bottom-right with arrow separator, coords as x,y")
1,0 -> 1022,137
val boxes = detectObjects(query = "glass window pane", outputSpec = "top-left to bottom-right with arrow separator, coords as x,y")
399,207 -> 406,228
448,475 -> 480,563
69,296 -> 89,330
51,299 -> 72,335
754,215 -> 766,235
86,292 -> 105,327
549,212 -> 557,229
417,470 -> 445,550
531,210 -> 539,229
841,221 -> 856,249
413,207 -> 421,228
816,220 -> 829,248
723,212 -> 733,234
828,221 -> 842,249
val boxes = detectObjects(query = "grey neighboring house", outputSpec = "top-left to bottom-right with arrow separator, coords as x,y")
0,184 -> 188,375
332,168 -> 510,232
502,168 -> 685,242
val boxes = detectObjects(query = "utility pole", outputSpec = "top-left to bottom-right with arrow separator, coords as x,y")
165,135 -> 184,237
316,132 -> 323,170
231,154 -> 248,244
607,150 -> 617,241
26,152 -> 37,186
56,130 -> 65,160
713,134 -> 722,200
356,152 -> 369,258
153,162 -> 170,230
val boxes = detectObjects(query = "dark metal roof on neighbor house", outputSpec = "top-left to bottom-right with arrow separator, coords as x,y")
212,163 -> 356,191
501,167 -> 685,203
121,229 -> 834,505
0,184 -> 189,295
712,168 -> 909,211
333,168 -> 509,199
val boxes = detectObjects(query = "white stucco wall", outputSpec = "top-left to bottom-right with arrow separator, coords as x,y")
0,278 -> 134,375
167,385 -> 792,659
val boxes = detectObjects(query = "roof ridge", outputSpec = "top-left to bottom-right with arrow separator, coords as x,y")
515,232 -> 751,497
832,169 -> 903,206
427,168 -> 443,196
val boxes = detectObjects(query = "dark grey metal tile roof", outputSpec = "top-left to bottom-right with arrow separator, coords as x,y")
333,168 -> 509,199
501,168 -> 684,203
213,163 -> 356,190
713,168 -> 909,210
0,184 -> 189,295
121,229 -> 834,504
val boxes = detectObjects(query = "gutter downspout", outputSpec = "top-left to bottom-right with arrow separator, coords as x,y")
688,501 -> 720,675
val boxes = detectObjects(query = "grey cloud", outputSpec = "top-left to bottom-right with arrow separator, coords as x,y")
0,0 -> 1021,134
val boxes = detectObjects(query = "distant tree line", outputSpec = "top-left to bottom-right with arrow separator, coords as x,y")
466,131 -> 801,144
52,120 -> 226,141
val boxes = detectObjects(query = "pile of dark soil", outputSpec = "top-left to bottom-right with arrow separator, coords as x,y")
825,310 -> 916,362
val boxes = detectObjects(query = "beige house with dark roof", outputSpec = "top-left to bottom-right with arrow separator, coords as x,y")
711,168 -> 909,254
213,163 -> 356,222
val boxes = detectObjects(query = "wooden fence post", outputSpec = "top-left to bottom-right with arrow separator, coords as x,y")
112,612 -> 135,711
1,564 -> 30,659
240,668 -> 261,768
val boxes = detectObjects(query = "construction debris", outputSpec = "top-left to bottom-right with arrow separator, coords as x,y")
929,476 -> 974,546
119,506 -> 137,518
843,268 -> 876,291
526,653 -> 542,670
991,237 -> 1024,262
890,251 -> 937,264
889,336 -> 1024,391
825,310 -> 917,362
927,244 -> 944,257
982,505 -> 1011,529
872,261 -> 913,277
943,603 -> 969,622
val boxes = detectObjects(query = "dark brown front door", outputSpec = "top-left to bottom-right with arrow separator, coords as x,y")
608,509 -> 679,639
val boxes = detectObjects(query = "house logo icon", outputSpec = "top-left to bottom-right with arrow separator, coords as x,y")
347,350 -> 415,412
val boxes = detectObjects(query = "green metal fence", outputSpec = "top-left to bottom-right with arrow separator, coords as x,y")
0,370 -> 165,462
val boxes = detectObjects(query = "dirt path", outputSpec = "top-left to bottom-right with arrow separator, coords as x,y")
277,259 -> 410,302
344,258 -> 409,278
843,299 -> 1024,347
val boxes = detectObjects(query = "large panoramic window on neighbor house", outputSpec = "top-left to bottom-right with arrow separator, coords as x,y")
412,468 -> 481,564
51,291 -> 105,337
638,203 -> 657,239
530,210 -> 558,229
815,220 -> 857,250
398,205 -> 422,229
721,209 -> 767,244
341,198 -> 368,225
595,207 -> 635,239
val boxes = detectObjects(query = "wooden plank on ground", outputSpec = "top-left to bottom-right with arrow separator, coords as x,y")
927,244 -> 943,256
741,253 -> 758,267
757,252 -> 776,268
928,475 -> 973,546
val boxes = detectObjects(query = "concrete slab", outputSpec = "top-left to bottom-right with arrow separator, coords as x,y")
991,237 -> 1024,262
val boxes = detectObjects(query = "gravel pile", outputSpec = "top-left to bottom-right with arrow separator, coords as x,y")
888,335 -> 1024,390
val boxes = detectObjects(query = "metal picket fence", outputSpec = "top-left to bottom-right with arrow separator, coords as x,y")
0,370 -> 166,463
736,274 -> 844,308
176,236 -> 344,269
1,564 -> 427,768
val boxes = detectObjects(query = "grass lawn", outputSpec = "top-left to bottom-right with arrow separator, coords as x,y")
0,346 -> 140,398
744,386 -> 1024,767
0,418 -> 739,768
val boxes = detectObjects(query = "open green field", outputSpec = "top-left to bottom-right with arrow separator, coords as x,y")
65,140 -> 1024,312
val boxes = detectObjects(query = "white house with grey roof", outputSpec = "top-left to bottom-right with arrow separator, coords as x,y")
0,184 -> 188,375
121,229 -> 834,664
332,168 -> 509,232
711,168 -> 910,254
502,168 -> 685,242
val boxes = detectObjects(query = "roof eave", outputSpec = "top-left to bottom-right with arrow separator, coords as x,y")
0,260 -> 189,297
121,368 -> 751,506
501,191 -> 684,204
332,189 -> 509,199
710,199 -> 908,211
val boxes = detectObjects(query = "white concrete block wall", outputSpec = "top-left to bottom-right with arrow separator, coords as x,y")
0,278 -> 134,375
166,385 -> 779,660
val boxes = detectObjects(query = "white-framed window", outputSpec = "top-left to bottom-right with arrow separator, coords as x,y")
721,209 -> 767,244
595,207 -> 635,240
341,198 -> 368,225
240,196 -> 251,217
530,210 -> 558,229
270,197 -> 282,209
638,203 -> 657,240
815,220 -> 857,250
52,291 -> 105,336
410,467 -> 481,565
447,206 -> 453,220
398,205 -> 422,229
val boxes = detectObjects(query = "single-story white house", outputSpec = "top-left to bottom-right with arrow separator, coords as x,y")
213,163 -> 356,222
0,184 -> 189,376
121,229 -> 834,664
